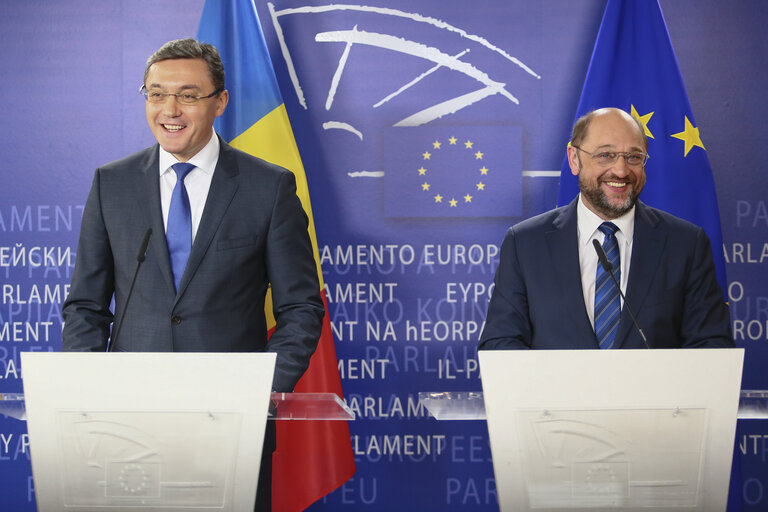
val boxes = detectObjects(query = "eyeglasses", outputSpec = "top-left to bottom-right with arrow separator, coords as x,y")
140,85 -> 223,105
572,145 -> 649,168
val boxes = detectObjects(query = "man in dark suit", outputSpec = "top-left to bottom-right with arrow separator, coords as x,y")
479,107 -> 733,350
62,39 -> 324,509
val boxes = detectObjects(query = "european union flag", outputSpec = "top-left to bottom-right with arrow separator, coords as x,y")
384,125 -> 521,218
557,0 -> 727,295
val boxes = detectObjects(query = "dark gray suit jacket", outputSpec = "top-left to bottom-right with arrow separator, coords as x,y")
479,198 -> 733,350
62,138 -> 324,392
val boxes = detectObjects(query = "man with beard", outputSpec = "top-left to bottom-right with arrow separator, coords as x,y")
479,107 -> 733,350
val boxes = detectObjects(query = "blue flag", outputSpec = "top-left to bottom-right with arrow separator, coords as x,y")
557,0 -> 727,296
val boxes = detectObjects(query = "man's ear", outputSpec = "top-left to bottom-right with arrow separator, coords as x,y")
215,89 -> 229,117
567,143 -> 580,176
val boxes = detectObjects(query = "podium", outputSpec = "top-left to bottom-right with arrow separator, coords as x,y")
3,352 -> 353,512
422,348 -> 745,512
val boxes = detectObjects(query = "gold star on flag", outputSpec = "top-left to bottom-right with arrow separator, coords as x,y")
448,137 -> 457,145
421,182 -> 430,191
449,198 -> 458,207
476,182 -> 486,191
480,166 -> 489,175
630,104 -> 655,139
422,151 -> 431,160
432,140 -> 441,149
434,194 -> 443,203
418,166 -> 427,175
474,151 -> 483,160
464,140 -> 473,149
671,116 -> 706,156
464,194 -> 473,203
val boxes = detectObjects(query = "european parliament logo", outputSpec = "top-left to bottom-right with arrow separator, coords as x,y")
383,125 -> 521,218
261,3 -> 538,219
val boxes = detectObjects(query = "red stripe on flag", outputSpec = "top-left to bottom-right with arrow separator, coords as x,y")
272,290 -> 356,511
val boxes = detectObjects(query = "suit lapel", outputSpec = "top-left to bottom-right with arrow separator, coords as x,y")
174,140 -> 240,302
614,202 -> 666,347
138,145 -> 177,294
546,199 -> 599,348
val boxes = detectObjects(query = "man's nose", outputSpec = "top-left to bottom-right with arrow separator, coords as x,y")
612,154 -> 631,175
161,94 -> 181,115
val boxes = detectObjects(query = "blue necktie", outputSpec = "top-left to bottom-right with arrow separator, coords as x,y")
166,162 -> 195,292
595,222 -> 621,349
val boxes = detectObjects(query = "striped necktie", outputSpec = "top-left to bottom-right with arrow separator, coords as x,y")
166,162 -> 195,292
595,222 -> 621,349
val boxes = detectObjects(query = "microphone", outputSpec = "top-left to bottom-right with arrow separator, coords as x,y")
109,228 -> 152,352
136,228 -> 152,263
592,239 -> 649,348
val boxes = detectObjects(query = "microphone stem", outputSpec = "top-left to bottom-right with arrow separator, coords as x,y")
593,239 -> 649,348
109,228 -> 152,352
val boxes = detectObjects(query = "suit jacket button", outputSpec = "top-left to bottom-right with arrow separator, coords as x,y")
171,315 -> 182,325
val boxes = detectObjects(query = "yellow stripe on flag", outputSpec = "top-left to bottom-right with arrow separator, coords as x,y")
230,105 -> 323,283
230,104 -> 324,332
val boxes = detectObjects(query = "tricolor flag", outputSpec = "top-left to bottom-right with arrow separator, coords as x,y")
557,0 -> 728,297
197,1 -> 356,510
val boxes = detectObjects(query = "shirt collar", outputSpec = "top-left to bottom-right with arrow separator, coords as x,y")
158,131 -> 220,177
577,193 -> 636,246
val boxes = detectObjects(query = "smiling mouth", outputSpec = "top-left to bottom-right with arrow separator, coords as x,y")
604,181 -> 629,188
162,124 -> 185,132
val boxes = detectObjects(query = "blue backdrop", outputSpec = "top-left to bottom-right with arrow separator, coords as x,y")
1,1 -> 767,510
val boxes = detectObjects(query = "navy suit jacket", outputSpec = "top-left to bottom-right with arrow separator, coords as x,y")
479,198 -> 733,350
62,138 -> 324,392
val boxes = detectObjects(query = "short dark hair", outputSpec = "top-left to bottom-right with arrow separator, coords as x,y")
571,108 -> 648,151
143,38 -> 225,92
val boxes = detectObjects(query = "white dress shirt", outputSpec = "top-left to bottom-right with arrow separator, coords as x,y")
576,194 -> 635,329
158,132 -> 220,242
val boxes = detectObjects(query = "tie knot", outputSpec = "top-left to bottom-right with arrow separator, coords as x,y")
598,222 -> 619,238
172,162 -> 195,183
